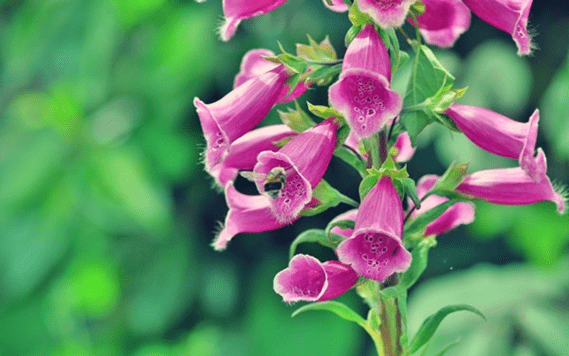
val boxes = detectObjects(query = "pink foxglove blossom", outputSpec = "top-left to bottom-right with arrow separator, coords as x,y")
462,0 -> 533,55
456,149 -> 565,213
274,254 -> 358,302
252,118 -> 339,222
209,125 -> 296,187
329,24 -> 402,139
358,0 -> 415,28
213,182 -> 297,251
412,0 -> 471,47
194,65 -> 289,172
337,176 -> 412,281
322,0 -> 349,12
220,0 -> 288,42
234,48 -> 308,103
445,104 -> 540,180
411,175 -> 476,237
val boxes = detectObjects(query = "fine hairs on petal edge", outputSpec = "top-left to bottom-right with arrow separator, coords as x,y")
552,179 -> 569,214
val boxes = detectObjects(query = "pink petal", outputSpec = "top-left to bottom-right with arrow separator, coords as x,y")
319,261 -> 359,301
393,132 -> 415,162
322,0 -> 349,12
357,0 -> 415,28
329,209 -> 358,238
220,0 -> 288,41
343,24 -> 391,81
412,0 -> 471,48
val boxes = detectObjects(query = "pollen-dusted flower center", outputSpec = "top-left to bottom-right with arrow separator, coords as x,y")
345,75 -> 388,133
360,232 -> 399,275
375,0 -> 403,9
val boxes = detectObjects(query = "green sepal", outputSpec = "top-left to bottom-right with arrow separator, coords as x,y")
359,173 -> 380,201
324,219 -> 355,243
398,236 -> 436,290
367,307 -> 382,330
348,0 -> 370,27
283,73 -> 302,98
409,0 -> 426,16
433,161 -> 469,193
409,304 -> 486,354
345,25 -> 361,47
401,45 -> 455,144
289,229 -> 340,260
404,199 -> 457,237
400,177 -> 421,210
296,35 -> 337,63
334,146 -> 366,177
306,63 -> 342,86
356,279 -> 380,308
306,102 -> 343,119
277,101 -> 316,133
301,179 -> 358,217
271,135 -> 294,148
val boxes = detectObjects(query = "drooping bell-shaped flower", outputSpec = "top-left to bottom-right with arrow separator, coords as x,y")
209,125 -> 297,187
456,149 -> 566,213
411,0 -> 471,47
212,182 -> 298,251
220,0 -> 288,41
194,65 -> 289,172
445,104 -> 540,180
322,0 -> 349,12
252,118 -> 339,222
329,24 -> 402,139
358,0 -> 415,28
411,175 -> 476,237
234,49 -> 308,103
462,0 -> 534,55
337,176 -> 412,281
274,254 -> 359,303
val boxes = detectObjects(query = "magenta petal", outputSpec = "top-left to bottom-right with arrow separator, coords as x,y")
274,254 -> 327,302
322,0 -> 349,12
329,69 -> 402,139
329,209 -> 358,238
457,149 -> 565,213
343,24 -> 391,81
357,0 -> 415,28
194,66 -> 289,171
220,0 -> 288,41
445,104 -> 540,178
213,182 -> 294,250
234,49 -> 278,88
393,132 -> 415,162
209,125 -> 296,187
318,261 -> 359,301
337,228 -> 411,281
462,0 -> 533,55
424,202 -> 476,237
412,0 -> 471,47
253,151 -> 313,223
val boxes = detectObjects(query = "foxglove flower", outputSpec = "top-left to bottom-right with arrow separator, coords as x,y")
412,0 -> 471,47
456,149 -> 566,213
358,0 -> 415,28
322,0 -> 348,12
220,0 -> 288,42
234,48 -> 308,104
194,65 -> 289,172
252,118 -> 339,222
462,0 -> 534,55
212,182 -> 298,251
337,176 -> 412,281
411,175 -> 476,237
329,24 -> 402,139
209,125 -> 296,187
274,254 -> 358,303
445,104 -> 540,180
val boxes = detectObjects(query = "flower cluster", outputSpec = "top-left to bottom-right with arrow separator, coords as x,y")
194,0 -> 564,353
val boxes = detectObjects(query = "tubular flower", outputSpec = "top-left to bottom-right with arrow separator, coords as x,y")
194,65 -> 289,172
461,0 -> 534,55
212,182 -> 298,251
274,254 -> 358,303
252,118 -> 339,222
411,0 -> 471,47
357,0 -> 415,28
445,104 -> 540,180
411,175 -> 476,237
456,149 -> 566,213
322,0 -> 349,12
220,0 -> 288,41
337,176 -> 412,282
233,48 -> 308,104
329,24 -> 402,139
209,125 -> 297,187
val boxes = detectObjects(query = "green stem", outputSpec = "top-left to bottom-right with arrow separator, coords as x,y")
379,129 -> 388,164
370,133 -> 381,169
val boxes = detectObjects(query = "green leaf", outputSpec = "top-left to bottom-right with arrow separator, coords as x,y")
433,338 -> 462,356
398,237 -> 436,291
292,301 -> 367,329
301,179 -> 358,217
401,45 -> 455,144
404,200 -> 457,237
359,173 -> 380,201
334,146 -> 366,177
306,63 -> 342,86
277,101 -> 316,133
401,178 -> 421,209
289,229 -> 337,260
409,304 -> 485,353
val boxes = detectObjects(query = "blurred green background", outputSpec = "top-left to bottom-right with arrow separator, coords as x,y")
1,1 -> 568,355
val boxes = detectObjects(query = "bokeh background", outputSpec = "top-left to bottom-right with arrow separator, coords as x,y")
1,0 -> 569,355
